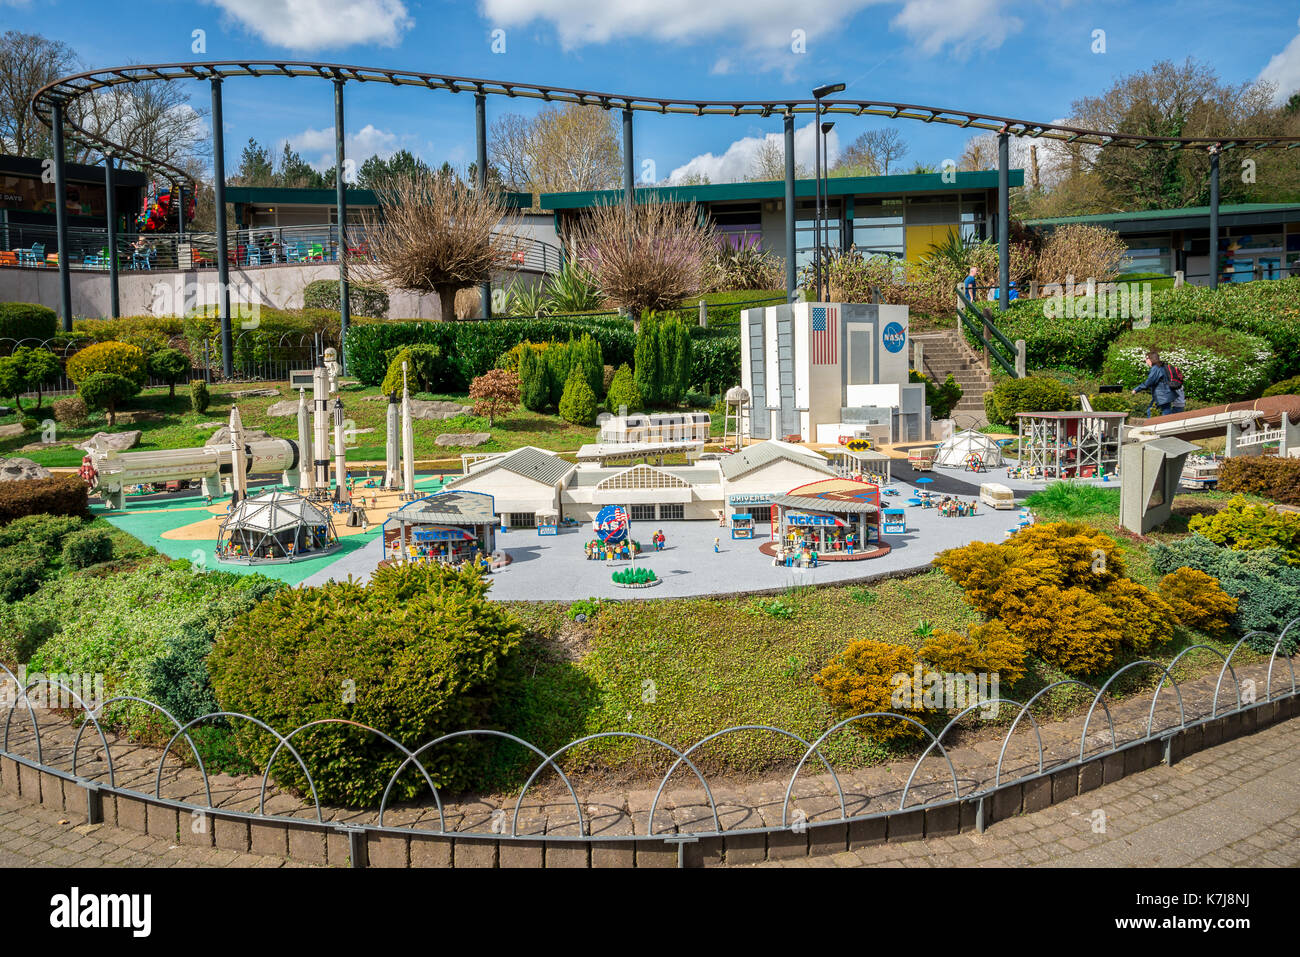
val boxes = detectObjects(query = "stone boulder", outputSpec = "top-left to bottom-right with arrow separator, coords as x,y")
409,399 -> 472,421
266,399 -> 301,417
434,432 -> 491,448
205,426 -> 272,447
77,431 -> 142,453
229,388 -> 280,399
0,457 -> 52,481
115,409 -> 164,424
0,423 -> 25,440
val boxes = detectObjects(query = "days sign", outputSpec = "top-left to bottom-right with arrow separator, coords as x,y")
846,438 -> 873,452
786,512 -> 838,526
882,321 -> 906,353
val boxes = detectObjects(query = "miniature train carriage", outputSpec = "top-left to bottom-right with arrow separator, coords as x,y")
979,482 -> 1017,510
599,411 -> 711,444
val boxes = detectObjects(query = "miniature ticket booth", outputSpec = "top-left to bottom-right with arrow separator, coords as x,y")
1119,436 -> 1199,534
537,511 -> 559,536
881,508 -> 907,533
731,514 -> 755,539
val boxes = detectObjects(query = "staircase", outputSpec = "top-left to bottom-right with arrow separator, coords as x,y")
912,329 -> 995,429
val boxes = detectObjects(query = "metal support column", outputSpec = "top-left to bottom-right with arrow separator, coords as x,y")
211,77 -> 233,377
475,91 -> 491,320
622,108 -> 635,209
997,131 -> 1009,312
334,77 -> 351,361
51,100 -> 73,331
783,112 -> 797,303
814,104 -> 823,302
104,155 -> 120,318
1208,147 -> 1220,291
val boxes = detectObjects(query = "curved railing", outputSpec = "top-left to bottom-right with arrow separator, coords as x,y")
2,621 -> 1296,855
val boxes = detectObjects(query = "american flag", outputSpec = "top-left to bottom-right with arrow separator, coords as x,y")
811,306 -> 838,365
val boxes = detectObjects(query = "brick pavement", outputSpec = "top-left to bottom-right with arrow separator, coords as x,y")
749,712 -> 1300,867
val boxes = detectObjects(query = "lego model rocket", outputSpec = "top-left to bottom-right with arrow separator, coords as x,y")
229,405 -> 248,504
297,386 -> 314,492
312,364 -> 330,490
400,361 -> 415,498
384,392 -> 401,489
332,398 -> 351,504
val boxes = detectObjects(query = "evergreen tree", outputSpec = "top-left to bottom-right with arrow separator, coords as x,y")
235,138 -> 275,186
518,347 -> 551,412
605,363 -> 643,413
634,312 -> 661,407
558,367 -> 598,425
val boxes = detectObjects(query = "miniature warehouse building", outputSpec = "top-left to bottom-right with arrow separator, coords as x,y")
740,302 -> 929,444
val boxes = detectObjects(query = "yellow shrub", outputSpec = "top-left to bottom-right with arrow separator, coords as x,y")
1002,585 -> 1126,675
919,620 -> 1027,684
813,639 -> 927,742
1158,567 -> 1239,635
1007,521 -> 1127,587
1103,578 -> 1178,656
65,341 -> 147,387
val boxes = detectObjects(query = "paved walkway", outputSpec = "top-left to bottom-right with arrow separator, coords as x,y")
752,713 -> 1300,868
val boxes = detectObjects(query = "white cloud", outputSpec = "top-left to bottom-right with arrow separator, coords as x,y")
1258,31 -> 1300,105
284,124 -> 401,179
667,121 -> 837,184
891,0 -> 1023,57
204,0 -> 413,51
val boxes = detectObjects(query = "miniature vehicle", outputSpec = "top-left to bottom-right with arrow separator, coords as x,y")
908,447 -> 936,471
979,482 -> 1016,510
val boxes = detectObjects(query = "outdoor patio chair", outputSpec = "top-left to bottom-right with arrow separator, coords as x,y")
308,242 -> 325,261
285,243 -> 303,263
247,245 -> 262,266
19,243 -> 44,266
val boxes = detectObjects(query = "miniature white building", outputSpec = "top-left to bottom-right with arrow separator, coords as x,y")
740,302 -> 928,444
444,446 -> 574,527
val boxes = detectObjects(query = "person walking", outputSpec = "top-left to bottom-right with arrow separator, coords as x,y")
1132,349 -> 1175,416
963,266 -> 978,301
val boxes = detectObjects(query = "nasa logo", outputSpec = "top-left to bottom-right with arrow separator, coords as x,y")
882,321 -> 906,353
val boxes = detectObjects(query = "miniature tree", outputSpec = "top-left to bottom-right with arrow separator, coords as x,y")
468,368 -> 521,426
78,372 -> 138,426
634,312 -> 662,406
0,346 -> 61,412
147,347 -> 190,398
361,169 -> 512,324
518,347 -> 552,412
605,364 -> 643,413
567,197 -> 712,328
558,368 -> 599,426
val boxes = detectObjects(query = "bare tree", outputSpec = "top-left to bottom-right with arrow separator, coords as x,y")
0,30 -> 79,157
73,77 -> 210,178
568,198 -> 713,325
361,170 -> 512,322
836,128 -> 908,176
747,136 -> 810,181
489,103 -> 622,197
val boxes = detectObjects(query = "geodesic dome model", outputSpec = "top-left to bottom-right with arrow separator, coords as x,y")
933,429 -> 1004,469
216,490 -> 340,564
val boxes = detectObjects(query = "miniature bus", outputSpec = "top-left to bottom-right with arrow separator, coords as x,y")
979,482 -> 1016,510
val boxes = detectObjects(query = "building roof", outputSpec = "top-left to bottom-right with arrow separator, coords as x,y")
222,491 -> 331,532
1026,202 -> 1300,232
224,185 -> 535,209
576,441 -> 703,463
771,493 -> 879,515
460,446 -> 575,486
720,441 -> 835,481
540,170 -> 1023,210
387,490 -> 498,525
1,152 -> 147,187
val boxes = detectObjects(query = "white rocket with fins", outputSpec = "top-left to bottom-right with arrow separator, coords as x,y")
384,391 -> 401,489
296,387 -> 314,491
312,365 -> 330,490
229,405 -> 248,503
332,398 -> 351,504
400,361 -> 415,497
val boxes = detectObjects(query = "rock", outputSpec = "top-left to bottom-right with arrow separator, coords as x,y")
0,423 -> 25,440
19,441 -> 70,453
435,432 -> 491,448
115,409 -> 164,424
194,421 -> 222,430
410,399 -> 472,421
205,426 -> 272,447
229,388 -> 280,399
266,399 -> 301,417
0,457 -> 52,481
77,431 -> 142,453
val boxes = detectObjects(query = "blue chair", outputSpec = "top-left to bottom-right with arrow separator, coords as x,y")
19,243 -> 44,267
247,245 -> 262,266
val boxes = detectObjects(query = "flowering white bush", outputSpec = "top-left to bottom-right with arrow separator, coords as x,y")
1102,323 -> 1275,403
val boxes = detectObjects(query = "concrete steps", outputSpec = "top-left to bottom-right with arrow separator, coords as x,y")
912,330 -> 994,426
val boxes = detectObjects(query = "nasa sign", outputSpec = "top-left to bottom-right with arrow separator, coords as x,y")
882,321 -> 906,353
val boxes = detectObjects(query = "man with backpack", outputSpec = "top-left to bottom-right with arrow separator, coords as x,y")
1132,350 -> 1181,416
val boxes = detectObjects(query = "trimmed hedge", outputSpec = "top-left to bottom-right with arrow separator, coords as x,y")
0,303 -> 58,343
965,297 -> 1128,372
0,475 -> 89,525
1101,322 -> 1274,403
302,278 -> 390,318
1263,375 -> 1300,397
1218,456 -> 1300,507
984,375 -> 1075,427
1148,278 -> 1300,377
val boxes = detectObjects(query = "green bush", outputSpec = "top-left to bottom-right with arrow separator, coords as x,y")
612,566 -> 657,585
301,279 -> 390,318
0,346 -> 61,412
1218,456 -> 1300,507
984,375 -> 1075,426
0,514 -> 85,550
77,372 -> 139,427
0,475 -> 89,525
1085,392 -> 1144,415
0,545 -> 49,605
60,527 -> 114,569
1187,496 -> 1300,564
65,341 -> 147,387
1102,323 -> 1274,403
558,369 -> 599,426
910,368 -> 963,419
1263,375 -> 1300,397
147,347 -> 191,398
189,379 -> 210,414
15,562 -> 282,728
1149,534 -> 1300,650
1147,278 -> 1300,377
0,303 -> 57,342
518,345 -> 553,412
380,344 -> 442,395
208,562 -> 524,806
971,297 -> 1128,372
605,363 -> 644,413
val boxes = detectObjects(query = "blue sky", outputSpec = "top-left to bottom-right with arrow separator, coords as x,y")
7,0 -> 1300,183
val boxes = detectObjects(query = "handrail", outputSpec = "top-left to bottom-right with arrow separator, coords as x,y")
955,284 -> 1019,378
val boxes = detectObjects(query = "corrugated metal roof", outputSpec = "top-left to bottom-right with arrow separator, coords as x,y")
720,442 -> 835,480
771,494 -> 879,515
457,446 -> 575,487
387,490 -> 498,526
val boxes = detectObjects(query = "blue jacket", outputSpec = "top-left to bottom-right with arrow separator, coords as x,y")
1134,364 -> 1173,405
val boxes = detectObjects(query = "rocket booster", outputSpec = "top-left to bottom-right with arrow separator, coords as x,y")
312,365 -> 330,490
229,405 -> 248,503
384,392 -> 400,489
297,387 -> 314,491
333,398 -> 351,504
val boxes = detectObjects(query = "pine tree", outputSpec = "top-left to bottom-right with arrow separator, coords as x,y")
634,312 -> 661,407
519,347 -> 550,412
558,367 -> 598,425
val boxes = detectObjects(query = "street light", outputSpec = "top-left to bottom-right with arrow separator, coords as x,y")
811,83 -> 845,302
820,120 -> 835,300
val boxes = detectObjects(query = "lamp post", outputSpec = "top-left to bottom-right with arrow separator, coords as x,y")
811,83 -> 845,303
821,120 -> 835,299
